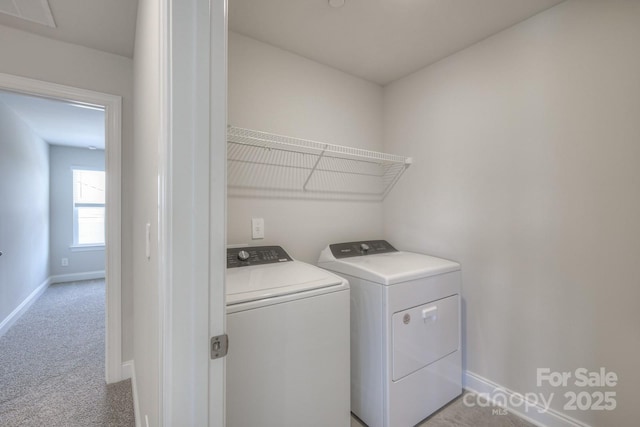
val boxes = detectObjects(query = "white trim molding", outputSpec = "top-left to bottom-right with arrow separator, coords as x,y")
50,270 -> 106,284
0,72 -> 124,384
0,277 -> 51,338
121,359 -> 134,380
464,371 -> 593,427
208,2 -> 228,427
70,244 -> 106,252
158,0 -> 227,425
125,360 -> 142,427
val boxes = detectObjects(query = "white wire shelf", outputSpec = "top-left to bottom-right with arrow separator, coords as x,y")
227,126 -> 412,201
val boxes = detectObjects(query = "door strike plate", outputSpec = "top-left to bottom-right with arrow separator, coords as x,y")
210,334 -> 228,360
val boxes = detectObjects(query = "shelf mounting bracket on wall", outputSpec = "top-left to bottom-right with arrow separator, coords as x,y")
303,143 -> 329,191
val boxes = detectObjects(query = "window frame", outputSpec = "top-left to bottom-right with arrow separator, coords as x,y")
71,167 -> 106,249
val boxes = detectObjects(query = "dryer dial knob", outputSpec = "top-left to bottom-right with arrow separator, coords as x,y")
360,243 -> 370,253
237,250 -> 250,261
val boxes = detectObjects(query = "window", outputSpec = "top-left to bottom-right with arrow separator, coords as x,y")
73,169 -> 105,246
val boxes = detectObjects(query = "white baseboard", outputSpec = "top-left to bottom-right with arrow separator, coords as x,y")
126,360 -> 141,427
464,371 -> 592,427
50,270 -> 105,284
0,277 -> 51,338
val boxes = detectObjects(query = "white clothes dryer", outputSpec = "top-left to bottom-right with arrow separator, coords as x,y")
226,245 -> 350,427
318,240 -> 462,427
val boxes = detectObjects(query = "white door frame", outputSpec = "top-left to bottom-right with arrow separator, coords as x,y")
209,1 -> 228,426
158,0 -> 227,425
0,73 -> 123,384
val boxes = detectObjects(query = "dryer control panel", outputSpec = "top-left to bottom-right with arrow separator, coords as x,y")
329,240 -> 397,259
227,246 -> 293,268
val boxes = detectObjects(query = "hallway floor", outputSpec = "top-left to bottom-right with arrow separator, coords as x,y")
0,280 -> 134,426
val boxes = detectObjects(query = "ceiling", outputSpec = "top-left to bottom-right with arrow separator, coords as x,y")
0,0 -> 137,58
0,0 -> 56,27
0,1 -> 565,84
0,90 -> 105,149
0,2 -> 568,158
229,0 -> 565,85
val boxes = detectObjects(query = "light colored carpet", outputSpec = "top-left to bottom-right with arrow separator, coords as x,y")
351,392 -> 536,427
0,280 -> 135,427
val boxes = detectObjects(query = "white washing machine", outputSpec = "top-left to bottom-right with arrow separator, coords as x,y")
318,240 -> 462,427
226,245 -> 351,427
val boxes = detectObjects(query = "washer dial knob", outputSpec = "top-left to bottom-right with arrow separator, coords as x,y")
360,243 -> 370,253
237,250 -> 250,261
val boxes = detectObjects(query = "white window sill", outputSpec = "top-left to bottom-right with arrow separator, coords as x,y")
70,244 -> 105,252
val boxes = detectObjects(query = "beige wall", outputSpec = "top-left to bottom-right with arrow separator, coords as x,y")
228,32 -> 385,262
383,1 -> 640,425
0,24 -> 134,361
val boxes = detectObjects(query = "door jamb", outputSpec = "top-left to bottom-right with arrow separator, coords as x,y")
0,72 -> 124,383
157,0 -> 227,424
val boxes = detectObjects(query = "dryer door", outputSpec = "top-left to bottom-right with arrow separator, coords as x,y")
392,294 -> 459,381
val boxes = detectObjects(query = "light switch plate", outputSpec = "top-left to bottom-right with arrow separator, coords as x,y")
145,223 -> 151,260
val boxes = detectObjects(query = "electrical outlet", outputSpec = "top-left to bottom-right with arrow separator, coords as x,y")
61,258 -> 69,267
252,218 -> 264,239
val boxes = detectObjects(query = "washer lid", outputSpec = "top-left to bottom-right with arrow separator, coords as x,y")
226,260 -> 346,305
319,250 -> 460,285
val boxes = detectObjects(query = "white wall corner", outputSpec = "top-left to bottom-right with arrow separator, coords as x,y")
0,277 -> 51,338
464,371 -> 593,427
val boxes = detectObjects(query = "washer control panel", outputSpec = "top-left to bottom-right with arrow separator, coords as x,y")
227,246 -> 293,268
329,240 -> 397,258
